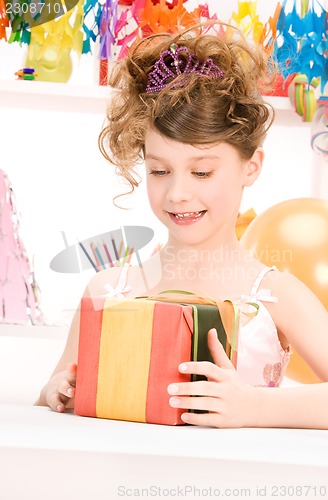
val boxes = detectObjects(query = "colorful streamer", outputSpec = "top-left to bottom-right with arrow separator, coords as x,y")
230,1 -> 266,45
112,0 -> 218,60
3,0 -> 327,112
0,0 -> 9,40
274,0 -> 328,92
98,0 -> 118,59
82,0 -> 102,54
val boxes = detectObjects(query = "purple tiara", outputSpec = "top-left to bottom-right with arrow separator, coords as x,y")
145,43 -> 224,93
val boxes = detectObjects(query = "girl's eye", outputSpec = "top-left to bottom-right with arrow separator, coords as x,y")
193,171 -> 214,178
149,170 -> 168,176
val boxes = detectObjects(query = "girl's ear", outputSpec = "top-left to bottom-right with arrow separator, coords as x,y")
243,148 -> 264,187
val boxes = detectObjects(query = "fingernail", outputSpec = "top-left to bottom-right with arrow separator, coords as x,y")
57,405 -> 64,412
179,363 -> 188,372
169,397 -> 180,407
67,388 -> 74,396
181,413 -> 190,422
167,384 -> 179,395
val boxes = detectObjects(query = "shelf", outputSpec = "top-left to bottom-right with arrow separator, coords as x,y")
0,79 -> 310,126
0,79 -> 111,114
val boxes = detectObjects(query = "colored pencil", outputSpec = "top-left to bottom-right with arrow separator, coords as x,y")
126,247 -> 134,264
90,242 -> 101,271
110,232 -> 119,261
103,241 -> 114,267
79,242 -> 98,273
94,244 -> 106,270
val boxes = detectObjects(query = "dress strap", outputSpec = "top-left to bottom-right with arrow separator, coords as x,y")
240,266 -> 278,304
104,263 -> 132,298
250,265 -> 277,296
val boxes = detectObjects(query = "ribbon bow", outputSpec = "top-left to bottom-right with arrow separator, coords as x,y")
103,263 -> 132,298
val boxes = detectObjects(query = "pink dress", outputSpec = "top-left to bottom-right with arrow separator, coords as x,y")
236,266 -> 290,387
106,264 -> 290,388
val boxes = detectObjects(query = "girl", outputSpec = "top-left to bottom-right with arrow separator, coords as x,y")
36,24 -> 328,427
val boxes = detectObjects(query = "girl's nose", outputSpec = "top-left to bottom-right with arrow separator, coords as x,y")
167,176 -> 192,203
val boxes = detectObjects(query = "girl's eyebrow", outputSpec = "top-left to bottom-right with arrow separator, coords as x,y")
145,154 -> 221,162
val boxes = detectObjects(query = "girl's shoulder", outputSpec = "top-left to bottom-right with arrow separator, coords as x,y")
260,268 -> 314,299
259,268 -> 328,342
257,267 -> 319,309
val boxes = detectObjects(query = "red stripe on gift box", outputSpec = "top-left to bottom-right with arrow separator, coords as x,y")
75,297 -> 105,417
146,302 -> 192,425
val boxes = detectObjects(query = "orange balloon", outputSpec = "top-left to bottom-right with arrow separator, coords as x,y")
240,198 -> 328,383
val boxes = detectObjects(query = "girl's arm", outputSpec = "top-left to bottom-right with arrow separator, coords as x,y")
266,271 -> 328,382
35,267 -> 125,411
168,330 -> 328,429
35,306 -> 81,411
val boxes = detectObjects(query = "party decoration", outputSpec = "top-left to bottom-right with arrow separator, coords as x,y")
21,0 -> 85,83
25,39 -> 73,82
96,0 -> 218,84
14,66 -> 37,80
288,73 -> 319,121
6,0 -> 30,44
98,0 -> 117,59
81,0 -> 102,55
274,0 -> 328,93
3,0 -> 327,105
230,2 -> 299,98
6,0 -> 81,49
0,0 -> 9,40
311,96 -> 328,158
240,198 -> 328,383
0,170 -> 44,325
111,0 -> 218,61
230,0 -> 272,47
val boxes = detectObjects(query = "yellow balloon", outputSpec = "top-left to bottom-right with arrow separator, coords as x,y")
240,198 -> 328,383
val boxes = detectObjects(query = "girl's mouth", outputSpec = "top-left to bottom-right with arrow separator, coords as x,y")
168,210 -> 207,225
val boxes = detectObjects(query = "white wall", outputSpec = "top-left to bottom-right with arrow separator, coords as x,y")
0,0 -> 326,323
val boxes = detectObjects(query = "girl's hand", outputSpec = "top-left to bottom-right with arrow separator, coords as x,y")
167,329 -> 257,428
39,362 -> 77,413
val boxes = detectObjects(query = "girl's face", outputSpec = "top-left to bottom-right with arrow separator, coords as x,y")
145,128 -> 262,249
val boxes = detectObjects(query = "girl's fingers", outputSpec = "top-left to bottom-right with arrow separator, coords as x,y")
47,392 -> 69,413
178,360 -> 223,381
180,411 -> 227,428
168,380 -> 222,397
207,329 -> 235,370
57,379 -> 76,399
169,395 -> 222,413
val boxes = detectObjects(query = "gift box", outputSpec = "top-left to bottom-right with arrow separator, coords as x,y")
74,292 -> 238,425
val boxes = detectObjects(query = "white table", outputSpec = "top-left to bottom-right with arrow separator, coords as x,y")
1,404 -> 328,500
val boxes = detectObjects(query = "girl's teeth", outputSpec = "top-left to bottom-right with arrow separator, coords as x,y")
174,211 -> 204,219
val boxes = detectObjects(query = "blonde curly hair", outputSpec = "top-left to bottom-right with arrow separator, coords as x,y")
99,23 -> 276,196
